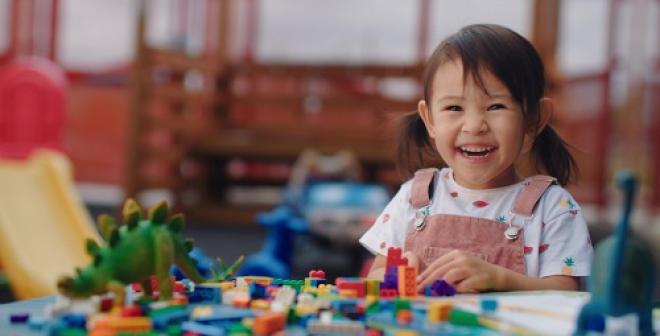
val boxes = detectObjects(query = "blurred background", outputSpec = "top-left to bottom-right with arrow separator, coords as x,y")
0,0 -> 657,302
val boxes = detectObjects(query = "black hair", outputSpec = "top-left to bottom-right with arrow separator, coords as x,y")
397,24 -> 577,185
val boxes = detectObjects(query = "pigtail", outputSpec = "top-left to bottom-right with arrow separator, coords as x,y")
396,111 -> 441,179
532,126 -> 578,186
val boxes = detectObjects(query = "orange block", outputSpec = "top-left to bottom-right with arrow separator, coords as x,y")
397,266 -> 417,298
90,315 -> 151,335
253,311 -> 286,335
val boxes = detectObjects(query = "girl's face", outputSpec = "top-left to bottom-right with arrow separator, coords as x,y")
419,60 -> 533,189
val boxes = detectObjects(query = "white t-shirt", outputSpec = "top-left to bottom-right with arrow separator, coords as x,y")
359,167 -> 593,278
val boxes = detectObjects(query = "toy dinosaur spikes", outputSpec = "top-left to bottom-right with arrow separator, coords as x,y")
58,198 -> 207,301
108,228 -> 120,247
169,213 -> 185,233
148,201 -> 169,224
97,214 -> 117,241
85,239 -> 100,257
122,198 -> 143,229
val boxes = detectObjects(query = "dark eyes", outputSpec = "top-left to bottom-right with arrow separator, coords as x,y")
488,103 -> 507,110
443,104 -> 507,112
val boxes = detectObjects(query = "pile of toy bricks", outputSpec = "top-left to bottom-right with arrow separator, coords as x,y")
10,247 -> 497,335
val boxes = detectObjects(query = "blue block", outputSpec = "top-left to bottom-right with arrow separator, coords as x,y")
189,284 -> 223,303
249,282 -> 267,299
181,321 -> 225,336
61,313 -> 86,329
194,306 -> 256,326
480,298 -> 498,313
28,315 -> 46,330
151,307 -> 190,330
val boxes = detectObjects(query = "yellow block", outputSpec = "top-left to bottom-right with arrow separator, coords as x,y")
427,301 -> 452,323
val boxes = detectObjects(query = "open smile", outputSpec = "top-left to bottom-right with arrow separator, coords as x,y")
457,145 -> 496,158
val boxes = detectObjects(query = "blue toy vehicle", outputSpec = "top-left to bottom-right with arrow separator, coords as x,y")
238,150 -> 390,279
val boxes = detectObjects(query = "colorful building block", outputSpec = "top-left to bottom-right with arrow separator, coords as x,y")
253,312 -> 286,335
309,270 -> 326,279
380,288 -> 398,298
386,247 -> 408,269
181,321 -> 223,336
307,319 -> 365,335
480,298 -> 498,313
397,266 -> 417,298
383,267 -> 399,290
335,277 -> 365,298
189,283 -> 223,304
424,279 -> 456,297
427,302 -> 452,323
365,279 -> 381,296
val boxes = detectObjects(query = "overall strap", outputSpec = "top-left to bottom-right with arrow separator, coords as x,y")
409,168 -> 437,209
511,175 -> 557,217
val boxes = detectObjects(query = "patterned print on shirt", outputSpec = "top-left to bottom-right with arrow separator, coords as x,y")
379,241 -> 387,249
560,198 -> 576,209
450,191 -> 458,198
539,243 -> 549,253
495,215 -> 506,223
523,246 -> 533,254
473,200 -> 489,208
382,214 -> 390,224
569,210 -> 578,217
562,257 -> 575,275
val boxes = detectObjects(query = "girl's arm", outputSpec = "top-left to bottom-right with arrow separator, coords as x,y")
497,268 -> 579,291
417,249 -> 580,292
366,254 -> 388,279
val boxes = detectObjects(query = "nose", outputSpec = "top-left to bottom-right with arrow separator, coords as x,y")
461,110 -> 488,134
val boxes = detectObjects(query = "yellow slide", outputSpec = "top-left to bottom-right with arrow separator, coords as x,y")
0,150 -> 101,299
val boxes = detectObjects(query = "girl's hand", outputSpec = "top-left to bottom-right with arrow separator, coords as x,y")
402,251 -> 420,269
416,249 -> 505,293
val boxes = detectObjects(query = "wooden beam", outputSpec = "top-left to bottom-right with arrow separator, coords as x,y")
231,63 -> 423,78
531,0 -> 561,85
125,0 -> 149,198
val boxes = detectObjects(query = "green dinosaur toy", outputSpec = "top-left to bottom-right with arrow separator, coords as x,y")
57,199 -> 206,301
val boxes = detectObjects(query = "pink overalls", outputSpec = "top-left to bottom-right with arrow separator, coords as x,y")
403,168 -> 556,274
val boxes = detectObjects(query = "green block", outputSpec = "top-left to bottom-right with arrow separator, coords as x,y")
228,321 -> 253,335
57,329 -> 87,336
393,298 -> 411,312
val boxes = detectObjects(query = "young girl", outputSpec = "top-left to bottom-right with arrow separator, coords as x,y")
360,24 -> 593,293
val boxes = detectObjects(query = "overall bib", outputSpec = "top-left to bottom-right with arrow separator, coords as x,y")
403,168 -> 556,275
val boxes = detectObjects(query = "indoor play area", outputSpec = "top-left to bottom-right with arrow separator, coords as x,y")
0,0 -> 658,334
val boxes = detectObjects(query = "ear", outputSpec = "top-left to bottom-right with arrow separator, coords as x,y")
522,97 -> 554,153
417,99 -> 436,139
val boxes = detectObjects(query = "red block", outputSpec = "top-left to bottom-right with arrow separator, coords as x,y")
386,247 -> 408,269
335,278 -> 365,298
380,288 -> 398,298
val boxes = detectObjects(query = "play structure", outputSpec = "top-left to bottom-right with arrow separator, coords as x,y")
0,57 -> 67,159
0,151 -> 100,299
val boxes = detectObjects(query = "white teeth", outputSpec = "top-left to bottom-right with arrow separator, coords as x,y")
460,146 -> 493,153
